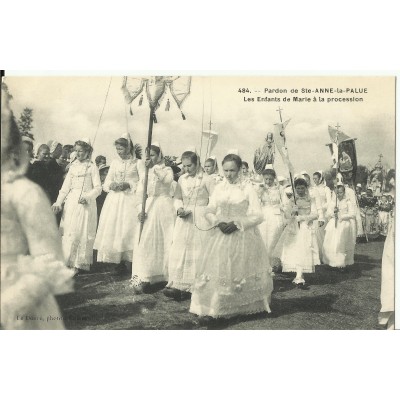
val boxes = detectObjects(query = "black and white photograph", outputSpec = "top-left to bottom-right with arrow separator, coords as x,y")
1,74 -> 396,330
1,2 -> 399,399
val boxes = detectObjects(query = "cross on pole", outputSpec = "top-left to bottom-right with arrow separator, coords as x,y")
275,107 -> 298,227
205,120 -> 214,160
334,122 -> 341,146
276,107 -> 283,123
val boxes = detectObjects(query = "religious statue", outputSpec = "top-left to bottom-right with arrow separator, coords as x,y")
339,150 -> 352,172
264,132 -> 275,166
253,132 -> 275,174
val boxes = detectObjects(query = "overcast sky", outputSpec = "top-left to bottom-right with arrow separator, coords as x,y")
5,75 -> 395,177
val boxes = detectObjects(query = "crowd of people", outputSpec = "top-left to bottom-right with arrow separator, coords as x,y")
1,87 -> 395,330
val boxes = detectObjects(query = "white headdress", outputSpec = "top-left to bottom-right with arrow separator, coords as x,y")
336,172 -> 344,187
277,175 -> 285,182
76,137 -> 92,160
151,141 -> 164,163
34,143 -> 43,158
294,172 -> 304,180
47,140 -> 61,154
185,145 -> 196,153
227,148 -> 240,156
79,137 -> 92,146
313,170 -> 325,185
99,164 -> 110,172
117,132 -> 135,158
209,155 -> 219,174
284,185 -> 293,195
182,146 -> 201,172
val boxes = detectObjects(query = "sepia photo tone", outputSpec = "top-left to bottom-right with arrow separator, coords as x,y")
1,74 -> 396,330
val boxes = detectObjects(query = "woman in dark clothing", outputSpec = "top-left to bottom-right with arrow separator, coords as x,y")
26,144 -> 52,200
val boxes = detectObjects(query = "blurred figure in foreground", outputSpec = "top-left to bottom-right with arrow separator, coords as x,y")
1,86 -> 73,330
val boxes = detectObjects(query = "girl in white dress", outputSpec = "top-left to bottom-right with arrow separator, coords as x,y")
1,90 -> 73,329
312,171 -> 332,259
301,172 -> 325,260
257,169 -> 285,268
164,150 -> 215,300
344,182 -> 364,242
377,195 -> 391,236
322,185 -> 356,269
130,143 -> 176,293
94,135 -> 143,274
274,177 -> 320,287
379,171 -> 395,329
52,139 -> 102,273
312,171 -> 332,218
189,154 -> 273,324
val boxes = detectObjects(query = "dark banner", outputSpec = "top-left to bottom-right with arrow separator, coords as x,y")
338,139 -> 357,183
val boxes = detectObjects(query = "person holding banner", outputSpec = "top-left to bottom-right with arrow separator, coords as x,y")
130,143 -> 175,294
322,184 -> 356,270
301,172 -> 325,261
312,170 -> 332,256
274,177 -> 320,288
257,168 -> 285,268
94,134 -> 143,275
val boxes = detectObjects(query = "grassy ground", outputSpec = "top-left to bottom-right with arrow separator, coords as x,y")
57,239 -> 386,330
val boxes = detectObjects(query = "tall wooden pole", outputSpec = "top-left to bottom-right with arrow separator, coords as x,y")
138,106 -> 155,242
277,107 -> 296,204
277,107 -> 299,227
205,120 -> 213,161
334,123 -> 340,228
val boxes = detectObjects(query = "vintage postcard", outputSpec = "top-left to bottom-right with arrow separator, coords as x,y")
1,74 -> 396,330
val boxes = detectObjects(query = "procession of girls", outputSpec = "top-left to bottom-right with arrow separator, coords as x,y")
45,133 -> 367,324
2,80 -> 393,330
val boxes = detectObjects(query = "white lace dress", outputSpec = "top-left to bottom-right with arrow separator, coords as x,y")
166,173 -> 215,292
274,196 -> 320,275
1,176 -> 74,329
322,196 -> 356,268
347,186 -> 364,238
54,160 -> 102,270
94,157 -> 143,263
309,186 -> 325,261
379,209 -> 394,329
257,184 -> 285,266
132,163 -> 176,283
314,184 -> 332,218
189,179 -> 273,318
